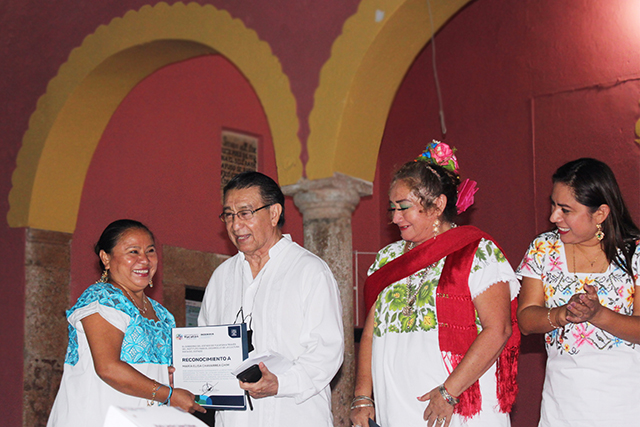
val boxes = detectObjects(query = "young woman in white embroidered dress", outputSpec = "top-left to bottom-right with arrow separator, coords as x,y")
517,158 -> 640,427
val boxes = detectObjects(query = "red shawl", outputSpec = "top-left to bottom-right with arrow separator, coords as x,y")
364,226 -> 519,417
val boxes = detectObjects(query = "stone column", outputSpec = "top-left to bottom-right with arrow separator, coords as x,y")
282,173 -> 372,427
23,228 -> 72,427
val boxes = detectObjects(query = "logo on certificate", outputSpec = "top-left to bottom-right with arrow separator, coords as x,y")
228,325 -> 241,338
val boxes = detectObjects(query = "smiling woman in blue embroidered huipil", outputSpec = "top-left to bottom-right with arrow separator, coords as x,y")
517,158 -> 640,427
47,220 -> 205,427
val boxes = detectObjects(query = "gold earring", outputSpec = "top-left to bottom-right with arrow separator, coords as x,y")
595,223 -> 605,241
149,279 -> 153,288
96,269 -> 108,284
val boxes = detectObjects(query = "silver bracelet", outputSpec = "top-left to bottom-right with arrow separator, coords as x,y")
438,384 -> 459,406
350,403 -> 375,410
351,395 -> 374,405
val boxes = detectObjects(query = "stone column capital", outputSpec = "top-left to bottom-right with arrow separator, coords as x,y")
282,172 -> 373,220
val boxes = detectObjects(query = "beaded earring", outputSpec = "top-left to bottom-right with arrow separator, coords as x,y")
149,279 -> 153,288
595,223 -> 605,241
96,269 -> 109,284
433,218 -> 441,238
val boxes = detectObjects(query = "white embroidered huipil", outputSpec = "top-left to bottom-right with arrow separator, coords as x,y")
198,235 -> 344,427
369,239 -> 520,427
517,230 -> 640,427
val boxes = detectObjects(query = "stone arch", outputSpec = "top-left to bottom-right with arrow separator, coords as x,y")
306,0 -> 472,182
8,2 -> 300,234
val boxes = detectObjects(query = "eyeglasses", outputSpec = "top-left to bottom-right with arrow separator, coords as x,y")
219,204 -> 273,223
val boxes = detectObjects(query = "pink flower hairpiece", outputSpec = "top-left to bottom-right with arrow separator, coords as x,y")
415,140 -> 478,214
456,178 -> 478,214
415,140 -> 460,175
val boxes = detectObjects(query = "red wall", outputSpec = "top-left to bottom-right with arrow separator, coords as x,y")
71,55 -> 303,301
1,3 -> 357,423
379,1 -> 640,426
381,0 -> 640,257
4,1 -> 640,426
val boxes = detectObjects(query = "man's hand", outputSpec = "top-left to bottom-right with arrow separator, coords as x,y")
239,362 -> 279,398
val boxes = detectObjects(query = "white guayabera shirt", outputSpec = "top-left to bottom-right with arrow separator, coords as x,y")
199,235 -> 344,427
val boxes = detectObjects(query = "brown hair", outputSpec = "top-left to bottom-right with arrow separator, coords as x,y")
390,161 -> 460,222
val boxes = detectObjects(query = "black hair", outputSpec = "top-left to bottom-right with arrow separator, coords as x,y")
223,171 -> 285,228
94,219 -> 155,270
553,158 -> 640,278
390,161 -> 460,223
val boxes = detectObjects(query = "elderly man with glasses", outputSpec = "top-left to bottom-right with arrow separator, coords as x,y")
198,171 -> 344,427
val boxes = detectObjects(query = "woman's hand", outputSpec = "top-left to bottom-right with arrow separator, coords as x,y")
418,387 -> 453,427
420,281 -> 510,426
82,314 -> 205,412
566,284 -> 602,323
349,404 -> 375,427
167,365 -> 175,387
170,387 -> 206,413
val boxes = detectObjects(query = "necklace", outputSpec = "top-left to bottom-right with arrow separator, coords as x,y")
571,244 -> 607,291
400,223 -> 450,316
117,284 -> 148,314
573,244 -> 602,268
571,244 -> 606,273
402,240 -> 433,316
403,268 -> 432,316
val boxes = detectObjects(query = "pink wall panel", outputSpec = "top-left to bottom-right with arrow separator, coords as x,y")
70,55 -> 303,302
378,2 -> 640,426
532,82 -> 640,234
5,1 -> 640,425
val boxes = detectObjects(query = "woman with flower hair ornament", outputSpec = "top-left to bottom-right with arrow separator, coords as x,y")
350,141 -> 520,427
516,158 -> 640,427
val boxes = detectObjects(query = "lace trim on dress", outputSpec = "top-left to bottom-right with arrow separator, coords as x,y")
470,277 -> 521,300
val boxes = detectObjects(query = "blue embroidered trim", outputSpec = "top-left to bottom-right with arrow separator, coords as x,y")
64,282 -> 175,366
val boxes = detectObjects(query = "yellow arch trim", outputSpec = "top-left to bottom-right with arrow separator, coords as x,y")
8,2 -> 300,233
307,0 -> 472,181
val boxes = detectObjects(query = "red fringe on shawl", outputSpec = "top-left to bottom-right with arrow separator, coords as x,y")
436,239 -> 483,417
497,299 -> 520,413
437,301 -> 520,418
436,238 -> 520,417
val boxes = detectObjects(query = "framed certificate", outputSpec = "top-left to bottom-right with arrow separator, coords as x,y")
172,324 -> 248,410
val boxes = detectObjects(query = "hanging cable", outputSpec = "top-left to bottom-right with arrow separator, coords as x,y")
426,0 -> 447,135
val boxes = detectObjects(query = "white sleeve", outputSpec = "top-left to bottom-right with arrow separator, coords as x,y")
68,300 -> 131,333
469,239 -> 520,300
632,242 -> 640,284
275,264 -> 345,404
197,275 -> 214,327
